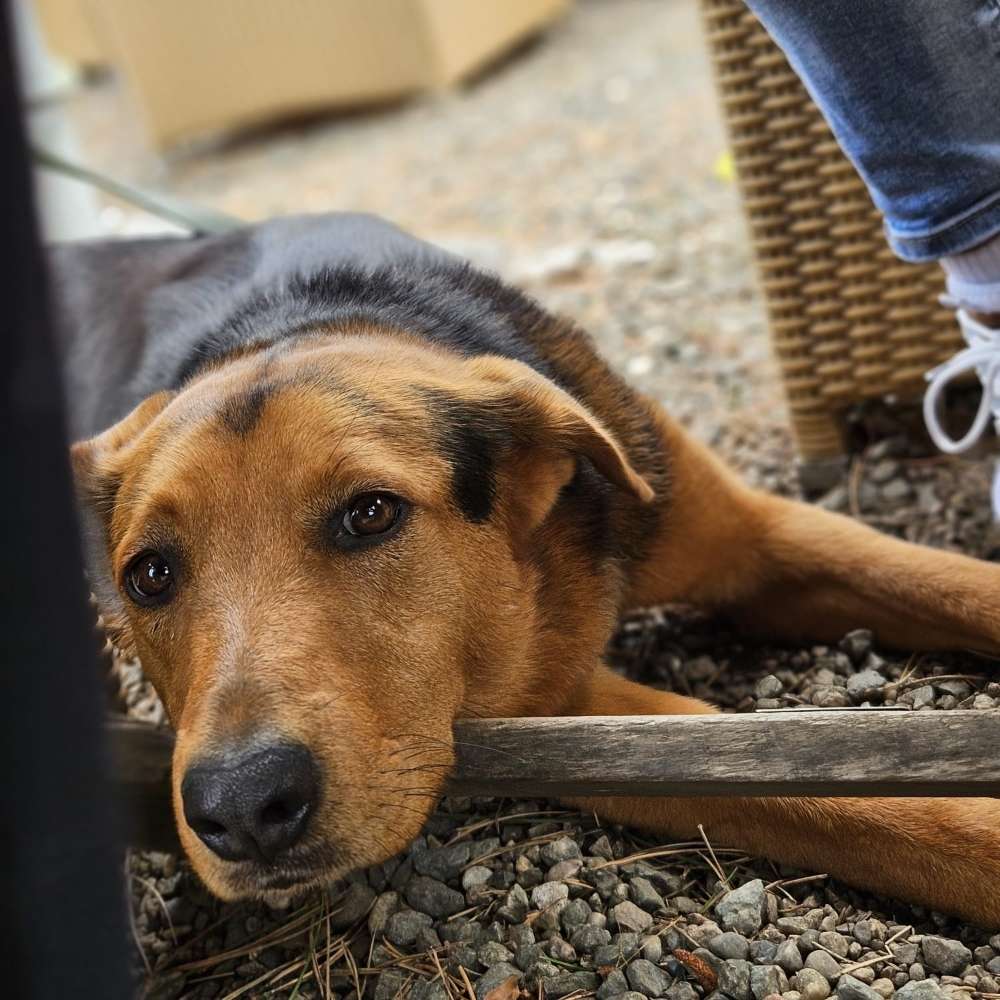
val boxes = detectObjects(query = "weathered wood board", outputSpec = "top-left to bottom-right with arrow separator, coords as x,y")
107,709 -> 999,848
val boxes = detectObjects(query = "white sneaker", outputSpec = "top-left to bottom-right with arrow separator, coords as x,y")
924,308 -> 1000,517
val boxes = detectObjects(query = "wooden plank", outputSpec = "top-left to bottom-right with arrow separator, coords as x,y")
447,711 -> 1000,798
107,710 -> 1000,847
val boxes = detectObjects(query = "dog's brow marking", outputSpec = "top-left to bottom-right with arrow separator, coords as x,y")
218,381 -> 276,436
421,388 -> 502,523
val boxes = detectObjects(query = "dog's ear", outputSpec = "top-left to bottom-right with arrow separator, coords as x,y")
451,356 -> 654,534
70,391 -> 174,654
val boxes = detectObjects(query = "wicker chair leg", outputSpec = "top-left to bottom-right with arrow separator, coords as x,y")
791,410 -> 848,494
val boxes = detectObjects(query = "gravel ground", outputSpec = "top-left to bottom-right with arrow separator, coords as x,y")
55,0 -> 1000,996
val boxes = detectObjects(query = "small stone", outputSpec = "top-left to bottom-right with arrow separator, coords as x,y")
755,675 -> 784,699
973,694 -> 998,709
610,900 -> 654,933
988,957 -> 1000,975
385,910 -> 433,948
598,971 -> 630,1000
793,969 -> 831,1000
641,935 -> 663,964
880,479 -> 914,503
560,898 -> 591,931
921,938 -> 972,976
675,897 -> 700,915
498,884 -> 530,923
910,686 -> 935,710
548,859 -> 583,882
405,876 -> 465,919
541,837 -> 583,868
805,951 -> 841,981
818,934 -> 849,959
812,687 -> 852,708
533,882 -> 570,910
479,942 -> 516,967
627,958 -> 671,997
839,631 -> 873,664
329,882 -> 376,931
894,982 -> 944,1000
716,881 -> 767,935
368,891 -> 400,936
890,943 -> 918,967
571,925 -> 611,953
476,964 -> 522,1000
463,866 -> 493,892
752,966 -> 789,1000
711,933 -> 752,961
630,877 -> 666,913
870,980 -> 894,999
908,965 -> 925,982
414,842 -> 473,882
541,972 -> 600,998
777,918 -> 810,936
837,976 -> 883,1000
776,941 -> 804,974
375,970 -> 408,1000
751,942 -> 779,964
717,959 -> 753,1000
846,670 -> 887,703
667,985 -> 699,1000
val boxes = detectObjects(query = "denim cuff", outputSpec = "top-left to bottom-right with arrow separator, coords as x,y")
884,188 -> 1000,264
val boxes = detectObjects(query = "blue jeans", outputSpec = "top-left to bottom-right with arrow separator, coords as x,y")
745,0 -> 1000,262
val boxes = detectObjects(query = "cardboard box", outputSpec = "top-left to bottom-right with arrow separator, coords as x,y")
33,0 -> 107,65
90,0 -> 570,148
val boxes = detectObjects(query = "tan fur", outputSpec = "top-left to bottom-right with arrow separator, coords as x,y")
73,326 -> 1000,925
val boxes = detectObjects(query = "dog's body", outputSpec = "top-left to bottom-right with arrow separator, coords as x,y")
56,214 -> 1000,926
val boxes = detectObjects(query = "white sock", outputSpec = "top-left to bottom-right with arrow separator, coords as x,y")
942,231 -> 1000,316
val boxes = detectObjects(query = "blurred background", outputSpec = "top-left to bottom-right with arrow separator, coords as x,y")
21,0 -> 787,486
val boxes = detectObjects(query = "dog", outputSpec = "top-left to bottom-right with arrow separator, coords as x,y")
51,213 -> 1000,927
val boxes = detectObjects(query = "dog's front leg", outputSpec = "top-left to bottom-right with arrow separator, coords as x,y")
627,407 -> 1000,652
559,667 -> 1000,927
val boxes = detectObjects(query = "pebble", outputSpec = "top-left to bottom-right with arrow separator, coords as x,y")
711,932 -> 753,960
717,881 -> 767,935
475,964 -> 522,1000
630,876 -> 666,913
609,900 -> 654,933
541,837 -> 582,867
717,959 -> 754,1000
837,976 -> 884,1000
755,675 -> 784,699
752,965 -> 790,1000
805,951 -> 842,981
541,972 -> 599,998
414,842 -> 472,882
920,937 -> 971,976
529,882 -> 568,913
626,958 -> 671,997
794,968 -> 832,1000
405,876 -> 466,919
895,982 -> 944,1000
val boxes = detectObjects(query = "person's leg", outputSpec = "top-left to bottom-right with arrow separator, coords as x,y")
744,0 -> 1000,266
745,0 -> 1000,504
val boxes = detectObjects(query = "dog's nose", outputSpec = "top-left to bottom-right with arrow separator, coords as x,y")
181,744 -> 318,863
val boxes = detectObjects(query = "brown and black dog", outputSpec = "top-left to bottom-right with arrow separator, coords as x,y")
53,214 -> 1000,926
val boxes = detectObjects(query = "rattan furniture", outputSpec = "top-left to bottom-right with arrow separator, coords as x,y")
700,0 -> 960,476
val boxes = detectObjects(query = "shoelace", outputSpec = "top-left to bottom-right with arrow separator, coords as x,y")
923,309 -> 1000,453
923,308 -> 1000,517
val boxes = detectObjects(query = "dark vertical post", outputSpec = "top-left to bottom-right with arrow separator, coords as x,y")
0,2 -> 129,995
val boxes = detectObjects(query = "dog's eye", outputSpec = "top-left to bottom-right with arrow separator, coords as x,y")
342,493 -> 402,537
124,551 -> 174,605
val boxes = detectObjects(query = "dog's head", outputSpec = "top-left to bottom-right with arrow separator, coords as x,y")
72,331 -> 651,901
